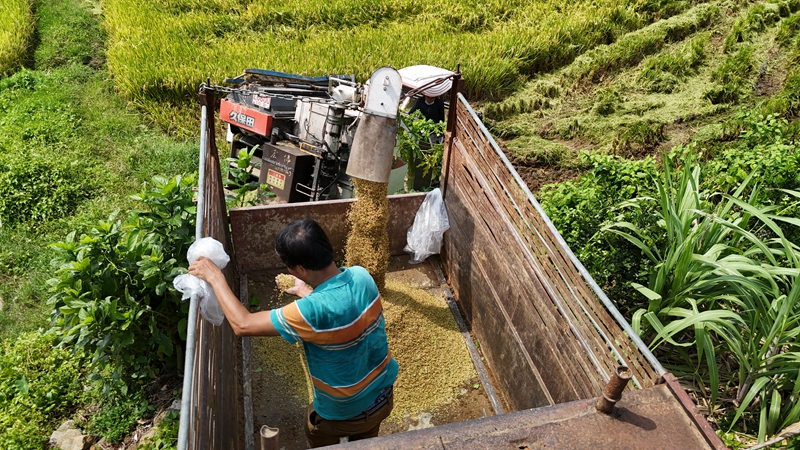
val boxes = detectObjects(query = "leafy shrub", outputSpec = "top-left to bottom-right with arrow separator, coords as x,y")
397,110 -> 445,192
0,331 -> 87,449
538,153 -> 659,314
602,155 -> 800,443
0,153 -> 97,227
48,174 -> 197,388
225,147 -> 274,208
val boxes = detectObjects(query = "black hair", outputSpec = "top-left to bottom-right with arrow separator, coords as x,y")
275,218 -> 334,271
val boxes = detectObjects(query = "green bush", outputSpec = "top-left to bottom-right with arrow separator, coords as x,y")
48,174 -> 197,387
0,153 -> 97,227
0,331 -> 87,450
602,154 -> 800,443
538,153 -> 659,314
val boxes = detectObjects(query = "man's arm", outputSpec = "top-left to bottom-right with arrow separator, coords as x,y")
188,257 -> 280,337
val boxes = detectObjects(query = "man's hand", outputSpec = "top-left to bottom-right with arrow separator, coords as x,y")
189,257 -> 224,285
275,274 -> 313,298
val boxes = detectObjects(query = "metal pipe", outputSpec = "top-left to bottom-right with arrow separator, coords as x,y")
177,103 -> 208,450
596,366 -> 632,414
260,425 -> 279,450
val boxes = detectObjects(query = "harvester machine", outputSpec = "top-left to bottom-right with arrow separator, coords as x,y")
207,65 -> 456,203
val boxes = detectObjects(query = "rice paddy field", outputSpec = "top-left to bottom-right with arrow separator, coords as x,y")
102,0 -> 677,134
0,0 -> 34,76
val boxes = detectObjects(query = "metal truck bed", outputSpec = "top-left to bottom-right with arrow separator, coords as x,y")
179,85 -> 725,449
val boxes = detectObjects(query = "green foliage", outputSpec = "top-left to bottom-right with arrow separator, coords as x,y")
225,146 -> 274,208
397,110 -> 446,192
538,153 -> 659,314
601,154 -> 800,442
0,153 -> 98,227
47,174 -> 197,388
0,331 -> 87,450
83,392 -> 152,443
0,0 -> 34,76
139,410 -> 180,450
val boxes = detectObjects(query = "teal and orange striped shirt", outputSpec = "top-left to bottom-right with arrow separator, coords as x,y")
270,266 -> 398,420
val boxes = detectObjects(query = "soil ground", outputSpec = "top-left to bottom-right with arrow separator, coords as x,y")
245,255 -> 495,449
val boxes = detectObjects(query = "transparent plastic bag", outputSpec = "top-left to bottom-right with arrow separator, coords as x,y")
404,188 -> 450,264
172,237 -> 230,326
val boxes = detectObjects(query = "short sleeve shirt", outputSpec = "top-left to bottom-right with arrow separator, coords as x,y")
270,266 -> 399,420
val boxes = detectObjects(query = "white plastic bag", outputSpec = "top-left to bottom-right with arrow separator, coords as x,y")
404,188 -> 450,264
172,237 -> 230,326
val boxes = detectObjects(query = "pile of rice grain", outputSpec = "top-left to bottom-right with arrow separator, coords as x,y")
345,178 -> 389,291
276,273 -> 296,292
382,278 -> 477,422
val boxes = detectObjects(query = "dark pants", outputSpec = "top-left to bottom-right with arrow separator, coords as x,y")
305,394 -> 394,448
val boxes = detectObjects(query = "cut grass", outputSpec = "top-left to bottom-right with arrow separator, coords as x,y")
488,0 -> 800,156
0,0 -> 34,76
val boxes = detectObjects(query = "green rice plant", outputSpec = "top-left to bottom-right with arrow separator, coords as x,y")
592,87 -> 623,116
600,153 -> 800,442
612,120 -> 665,155
505,135 -> 579,168
103,0 -> 658,127
0,0 -> 34,76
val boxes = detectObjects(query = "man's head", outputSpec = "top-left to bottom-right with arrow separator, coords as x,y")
275,218 -> 334,271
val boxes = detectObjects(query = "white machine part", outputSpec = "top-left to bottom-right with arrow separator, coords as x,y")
361,66 -> 403,119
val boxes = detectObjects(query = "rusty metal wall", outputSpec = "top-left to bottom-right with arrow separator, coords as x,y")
440,93 -> 661,412
229,194 -> 426,272
187,91 -> 245,450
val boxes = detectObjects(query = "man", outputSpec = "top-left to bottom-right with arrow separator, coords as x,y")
409,94 -> 445,124
188,218 -> 397,447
